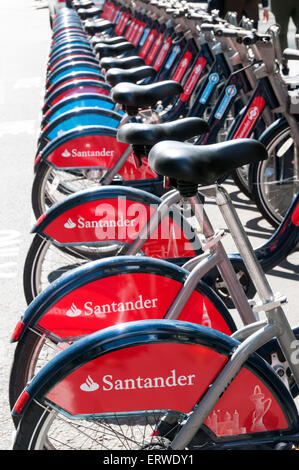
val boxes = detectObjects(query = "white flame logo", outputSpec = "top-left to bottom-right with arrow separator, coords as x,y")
64,218 -> 76,229
80,376 -> 99,392
66,303 -> 82,317
62,149 -> 71,158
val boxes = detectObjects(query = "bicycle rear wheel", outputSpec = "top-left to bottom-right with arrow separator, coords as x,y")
23,234 -> 121,304
250,119 -> 299,227
31,161 -> 104,219
12,400 -> 179,450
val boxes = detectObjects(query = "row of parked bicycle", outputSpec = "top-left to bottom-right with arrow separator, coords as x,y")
10,0 -> 299,450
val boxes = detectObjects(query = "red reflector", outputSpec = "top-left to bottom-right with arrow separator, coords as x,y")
291,203 -> 299,226
36,212 -> 47,226
164,176 -> 170,189
35,154 -> 42,166
13,390 -> 30,415
11,321 -> 25,342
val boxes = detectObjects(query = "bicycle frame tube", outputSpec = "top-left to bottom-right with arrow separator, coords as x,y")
127,186 -> 257,323
195,65 -> 253,145
161,45 -> 210,121
125,189 -> 182,255
164,174 -> 299,449
254,39 -> 299,145
215,185 -> 299,383
99,145 -> 133,185
186,51 -> 231,119
186,193 -> 258,324
227,77 -> 278,140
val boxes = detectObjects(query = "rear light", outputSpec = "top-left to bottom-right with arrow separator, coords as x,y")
13,390 -> 30,415
164,177 -> 170,189
291,203 -> 299,226
36,213 -> 47,227
58,0 -> 66,3
11,321 -> 25,342
35,154 -> 42,166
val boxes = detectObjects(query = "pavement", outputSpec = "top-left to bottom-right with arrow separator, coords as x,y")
0,0 -> 298,451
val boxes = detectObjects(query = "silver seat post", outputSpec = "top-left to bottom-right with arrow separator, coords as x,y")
215,185 -> 275,304
188,192 -> 257,325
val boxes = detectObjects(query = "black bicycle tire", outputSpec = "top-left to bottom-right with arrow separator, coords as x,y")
31,160 -> 59,220
12,399 -> 51,449
23,233 -> 121,305
9,328 -> 50,426
249,119 -> 296,228
231,166 -> 252,199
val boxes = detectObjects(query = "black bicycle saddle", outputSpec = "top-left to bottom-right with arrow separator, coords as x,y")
84,20 -> 113,34
73,0 -> 93,9
91,36 -> 127,47
148,139 -> 268,185
106,66 -> 157,86
100,56 -> 145,70
95,41 -> 135,57
78,7 -> 103,19
111,80 -> 184,108
117,118 -> 210,146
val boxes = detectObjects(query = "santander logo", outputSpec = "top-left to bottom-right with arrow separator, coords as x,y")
63,216 -> 136,230
66,303 -> 82,317
61,148 -> 115,158
64,218 -> 76,229
79,369 -> 197,392
65,295 -> 159,318
80,376 -> 100,392
62,149 -> 71,157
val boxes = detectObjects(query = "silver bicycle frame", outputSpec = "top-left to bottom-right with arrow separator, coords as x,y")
99,144 -> 133,185
126,186 -> 258,325
168,186 -> 299,449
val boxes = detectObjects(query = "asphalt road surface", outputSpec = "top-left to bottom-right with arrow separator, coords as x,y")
0,0 -> 298,450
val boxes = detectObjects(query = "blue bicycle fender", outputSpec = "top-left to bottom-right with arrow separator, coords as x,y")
40,107 -> 122,143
